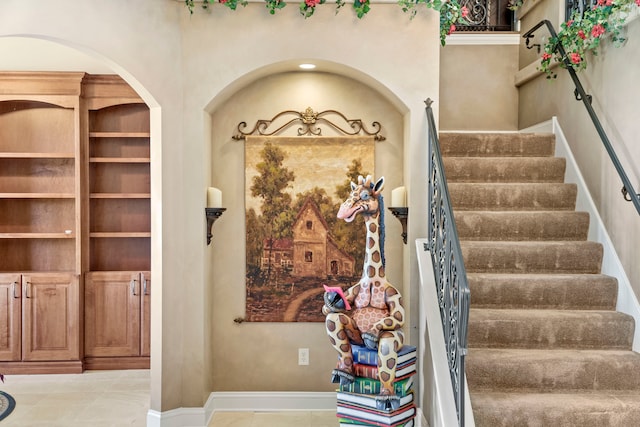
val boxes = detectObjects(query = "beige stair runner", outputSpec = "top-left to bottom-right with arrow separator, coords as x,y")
441,132 -> 640,426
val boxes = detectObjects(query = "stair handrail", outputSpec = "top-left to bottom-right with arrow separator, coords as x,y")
424,98 -> 471,427
524,19 -> 640,215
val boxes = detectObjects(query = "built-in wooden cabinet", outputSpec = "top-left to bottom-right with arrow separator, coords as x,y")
0,72 -> 150,373
0,272 -> 80,372
83,75 -> 151,369
84,271 -> 150,369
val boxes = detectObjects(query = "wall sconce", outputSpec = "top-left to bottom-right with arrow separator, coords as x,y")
205,208 -> 226,245
388,207 -> 408,245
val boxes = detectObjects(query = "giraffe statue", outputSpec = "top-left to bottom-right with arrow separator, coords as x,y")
323,174 -> 406,411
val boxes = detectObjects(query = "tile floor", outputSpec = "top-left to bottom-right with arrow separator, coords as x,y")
0,370 -> 149,426
0,370 -> 340,426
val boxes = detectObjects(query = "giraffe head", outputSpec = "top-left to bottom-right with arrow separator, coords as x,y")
337,175 -> 385,223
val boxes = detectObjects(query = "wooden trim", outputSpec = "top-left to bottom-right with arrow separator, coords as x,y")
83,356 -> 150,370
0,360 -> 83,374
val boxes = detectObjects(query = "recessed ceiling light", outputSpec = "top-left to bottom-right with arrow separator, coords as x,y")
299,63 -> 316,70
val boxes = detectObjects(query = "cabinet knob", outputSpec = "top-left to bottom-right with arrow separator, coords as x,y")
12,282 -> 19,299
24,281 -> 32,298
130,279 -> 138,296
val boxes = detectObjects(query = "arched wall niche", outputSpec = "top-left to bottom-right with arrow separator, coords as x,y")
205,63 -> 408,392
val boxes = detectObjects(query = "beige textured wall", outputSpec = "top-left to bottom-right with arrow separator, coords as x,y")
209,72 -> 405,392
440,43 -> 519,131
518,1 -> 640,301
0,0 -> 442,414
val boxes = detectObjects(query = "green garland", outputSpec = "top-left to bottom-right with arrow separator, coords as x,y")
184,0 -> 469,46
540,0 -> 640,78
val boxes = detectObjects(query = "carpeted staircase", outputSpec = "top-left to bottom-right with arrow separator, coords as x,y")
440,132 -> 640,426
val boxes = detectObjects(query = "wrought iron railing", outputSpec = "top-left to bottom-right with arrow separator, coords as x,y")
458,0 -> 516,31
524,20 -> 640,215
425,98 -> 471,427
565,0 -> 596,22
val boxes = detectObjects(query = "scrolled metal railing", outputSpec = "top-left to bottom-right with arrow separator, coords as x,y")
524,20 -> 640,215
425,98 -> 471,427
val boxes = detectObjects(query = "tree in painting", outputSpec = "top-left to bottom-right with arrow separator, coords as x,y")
249,142 -> 295,283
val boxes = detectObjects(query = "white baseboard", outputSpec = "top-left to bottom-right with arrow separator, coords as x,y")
522,118 -> 640,351
147,392 -> 336,427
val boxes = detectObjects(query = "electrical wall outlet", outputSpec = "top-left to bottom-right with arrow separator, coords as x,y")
298,348 -> 309,365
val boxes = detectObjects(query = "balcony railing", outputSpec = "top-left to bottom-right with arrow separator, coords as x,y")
457,0 -> 516,31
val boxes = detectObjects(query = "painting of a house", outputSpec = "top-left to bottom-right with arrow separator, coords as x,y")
244,135 -> 374,322
290,198 -> 354,278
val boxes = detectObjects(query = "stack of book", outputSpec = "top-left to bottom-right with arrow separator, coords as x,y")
336,344 -> 417,427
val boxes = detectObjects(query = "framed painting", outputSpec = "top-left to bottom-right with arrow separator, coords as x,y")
244,135 -> 375,322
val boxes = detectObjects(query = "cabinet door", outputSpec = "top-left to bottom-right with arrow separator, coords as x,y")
0,274 -> 21,361
140,272 -> 150,357
85,271 -> 141,357
22,273 -> 79,361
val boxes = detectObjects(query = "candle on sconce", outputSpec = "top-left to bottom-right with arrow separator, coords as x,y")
207,187 -> 222,208
391,186 -> 407,207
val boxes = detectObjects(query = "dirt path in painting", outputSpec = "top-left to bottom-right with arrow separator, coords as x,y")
283,287 -> 325,322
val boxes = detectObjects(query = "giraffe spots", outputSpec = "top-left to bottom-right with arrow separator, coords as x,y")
339,343 -> 351,353
372,251 -> 381,263
369,223 -> 377,233
326,319 -> 337,332
367,265 -> 375,278
352,307 -> 390,332
386,359 -> 396,370
394,312 -> 404,321
368,237 -> 375,249
379,372 -> 391,382
355,282 -> 371,307
337,330 -> 348,340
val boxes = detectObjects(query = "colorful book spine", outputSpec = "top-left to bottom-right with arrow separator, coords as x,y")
337,391 -> 414,411
352,344 -> 417,367
339,418 -> 414,427
337,402 -> 417,427
340,375 -> 414,396
353,360 -> 416,381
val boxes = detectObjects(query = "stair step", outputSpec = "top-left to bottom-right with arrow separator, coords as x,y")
456,211 -> 589,241
467,348 -> 640,392
468,273 -> 618,309
461,241 -> 603,274
443,157 -> 566,183
440,132 -> 555,157
470,391 -> 640,427
449,183 -> 577,211
469,309 -> 634,349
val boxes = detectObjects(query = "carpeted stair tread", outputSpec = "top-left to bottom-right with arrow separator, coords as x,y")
461,241 -> 603,274
467,273 -> 618,309
440,132 -> 555,157
456,211 -> 589,241
467,348 -> 640,392
449,183 -> 577,211
468,309 -> 634,349
470,391 -> 640,427
443,157 -> 566,183
444,132 -> 640,426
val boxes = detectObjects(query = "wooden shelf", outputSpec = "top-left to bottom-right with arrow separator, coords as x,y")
90,232 -> 150,238
0,152 -> 74,159
89,132 -> 149,138
89,157 -> 150,163
0,233 -> 74,239
0,193 -> 75,199
90,193 -> 150,199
